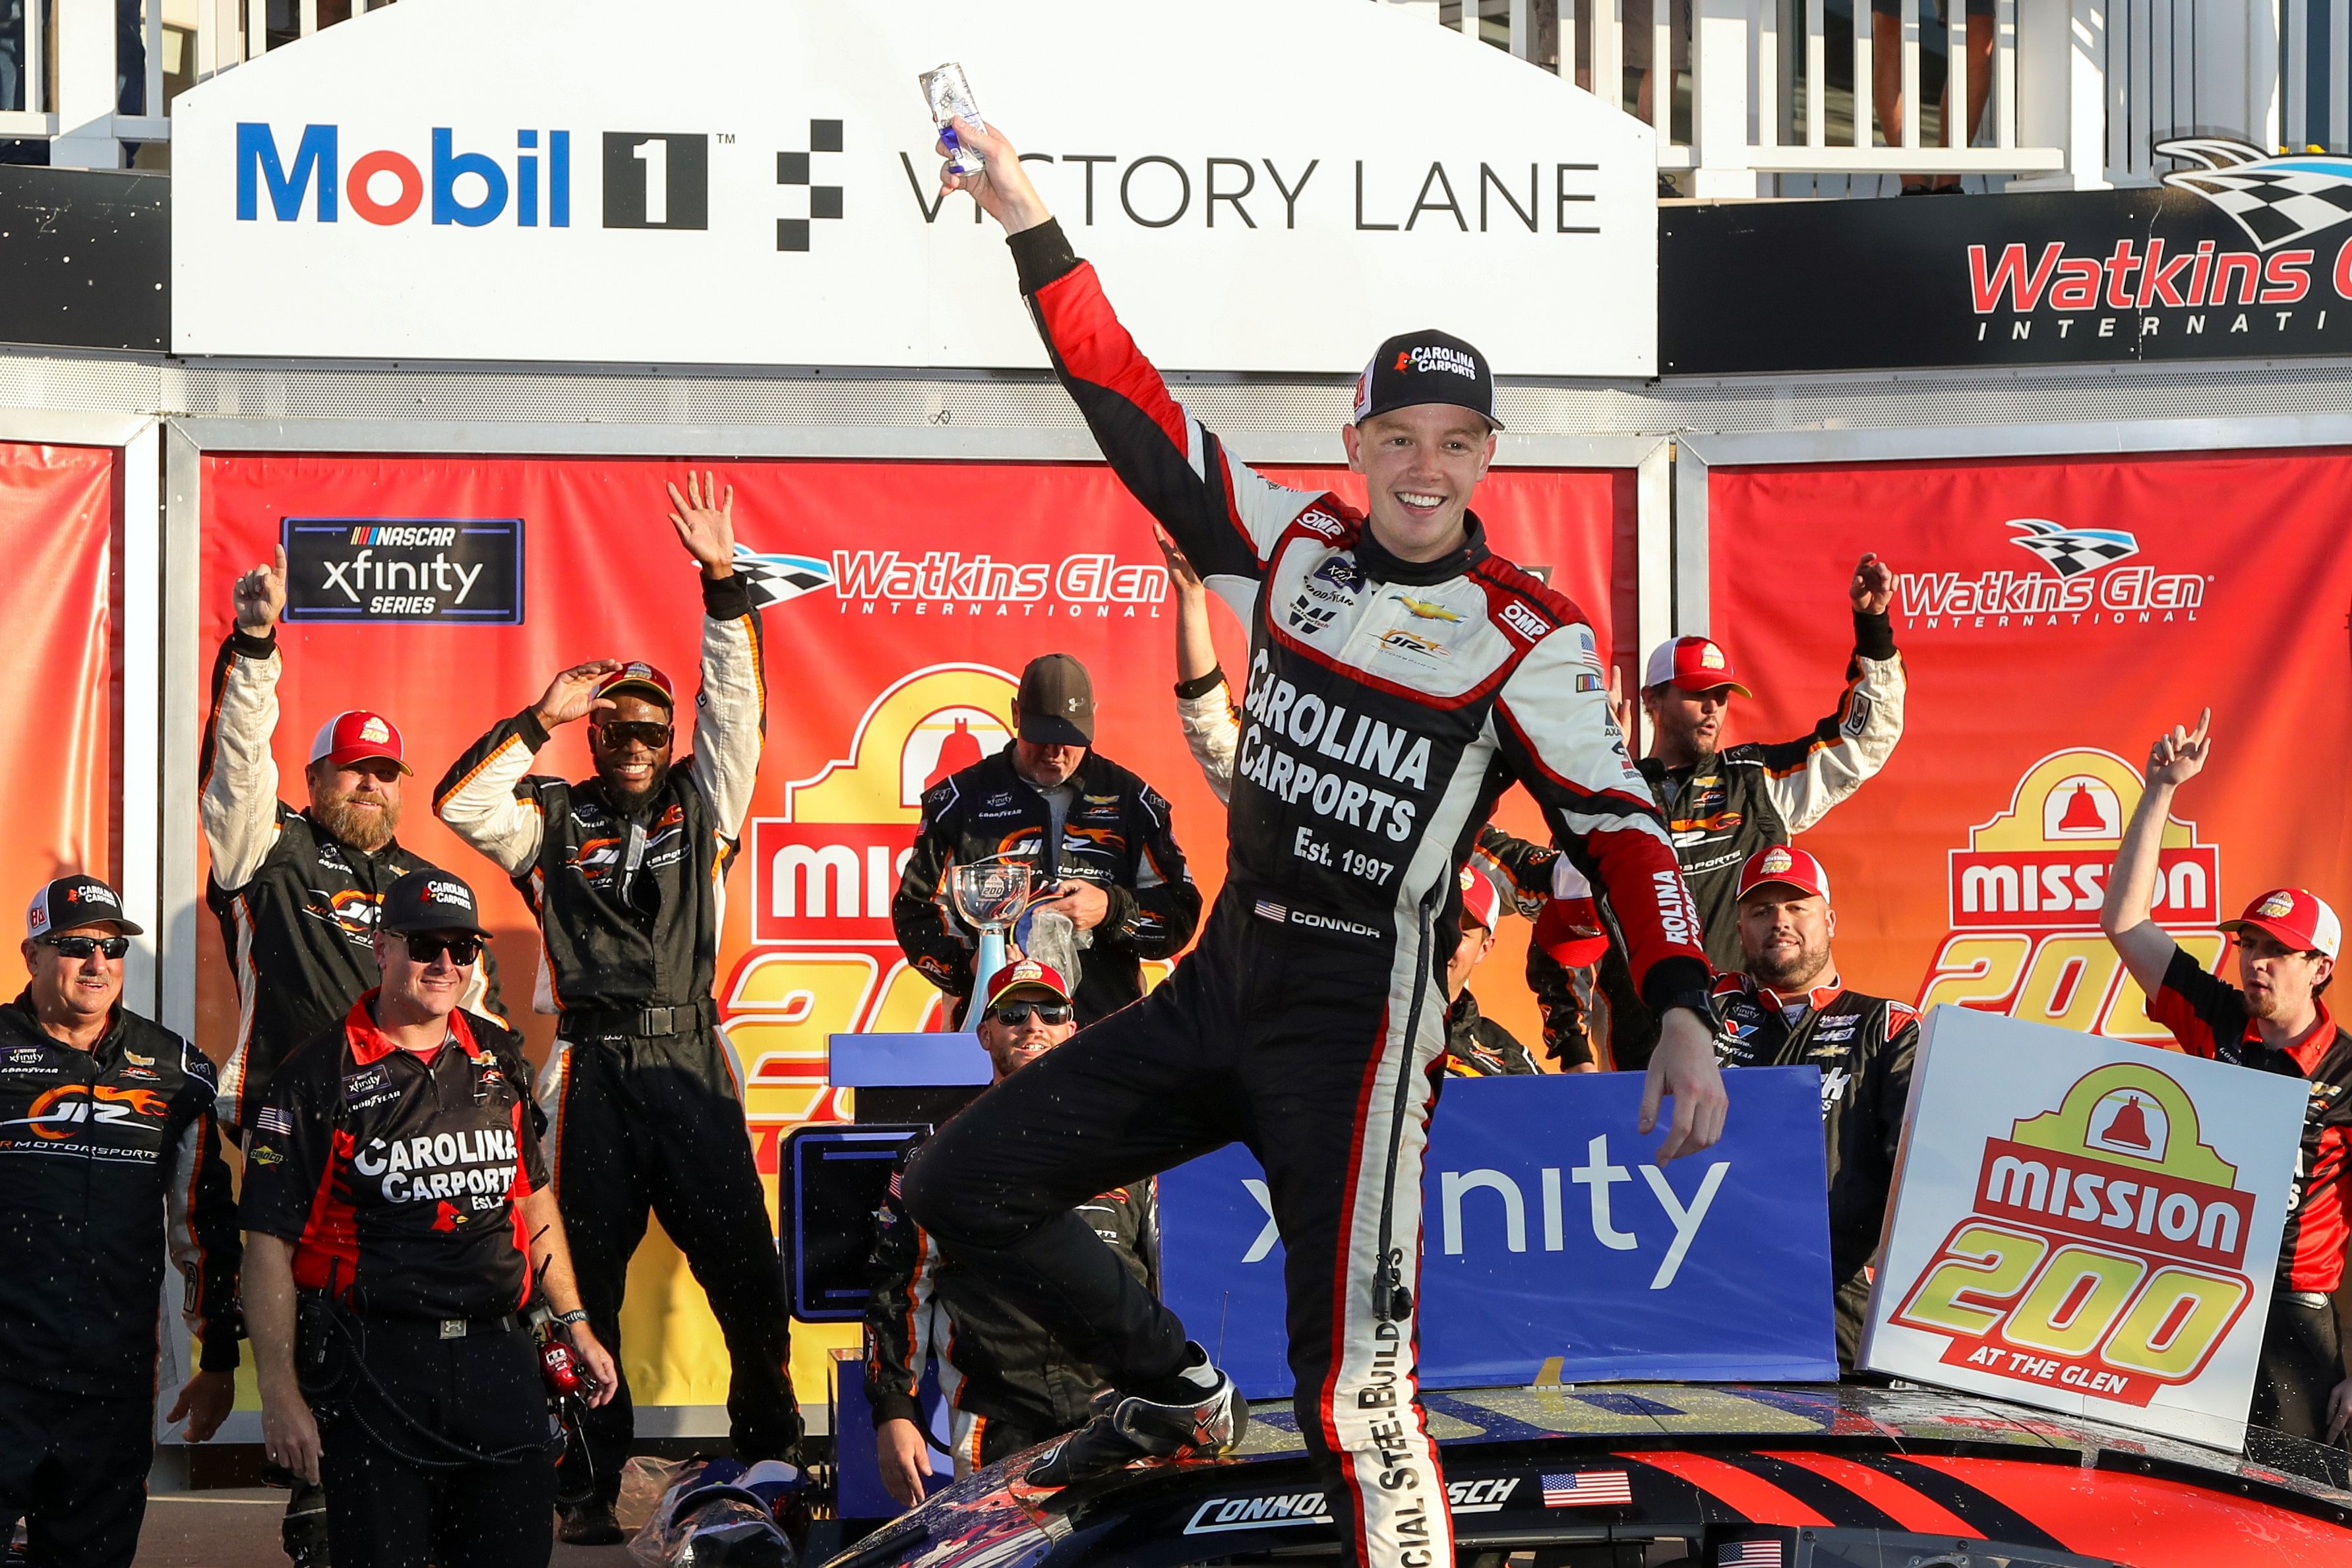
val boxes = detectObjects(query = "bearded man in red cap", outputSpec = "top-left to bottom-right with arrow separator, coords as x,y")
435,473 -> 797,1543
2103,709 -> 2352,1441
1711,844 -> 1917,1373
202,546 -> 507,1563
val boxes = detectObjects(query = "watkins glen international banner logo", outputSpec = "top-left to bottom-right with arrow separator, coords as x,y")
1863,1008 -> 2303,1448
1895,519 -> 2203,633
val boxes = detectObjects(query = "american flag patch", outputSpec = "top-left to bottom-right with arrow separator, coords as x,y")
255,1105 -> 294,1136
1718,1542 -> 1782,1567
1253,899 -> 1288,924
888,1170 -> 903,1199
1542,1471 -> 1631,1507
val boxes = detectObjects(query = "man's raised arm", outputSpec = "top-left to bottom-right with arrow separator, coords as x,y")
200,549 -> 290,891
942,119 -> 1319,590
2100,709 -> 2210,996
1757,553 -> 1907,835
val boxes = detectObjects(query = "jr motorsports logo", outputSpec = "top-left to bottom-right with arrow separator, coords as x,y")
1890,1062 -> 2258,1406
1895,519 -> 2202,632
282,518 -> 524,624
1921,749 -> 2222,1039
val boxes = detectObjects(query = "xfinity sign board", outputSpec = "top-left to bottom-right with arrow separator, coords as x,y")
281,518 -> 526,624
169,0 -> 1657,373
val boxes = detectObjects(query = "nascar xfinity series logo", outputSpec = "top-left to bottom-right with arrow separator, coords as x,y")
1890,1062 -> 2259,1406
1896,520 -> 2202,632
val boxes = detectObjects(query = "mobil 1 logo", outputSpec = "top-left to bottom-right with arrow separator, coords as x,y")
282,519 -> 526,624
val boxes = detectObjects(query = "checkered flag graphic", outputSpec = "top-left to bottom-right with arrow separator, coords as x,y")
777,118 -> 845,252
2006,519 -> 2140,579
731,546 -> 834,609
2157,136 -> 2352,251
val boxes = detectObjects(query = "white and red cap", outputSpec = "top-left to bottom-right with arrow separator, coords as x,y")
595,661 -> 676,709
1458,866 -> 1503,933
2221,888 -> 2341,960
983,958 -> 1072,1010
1737,844 -> 1832,903
1643,636 -> 1754,699
26,874 -> 142,938
310,709 -> 409,773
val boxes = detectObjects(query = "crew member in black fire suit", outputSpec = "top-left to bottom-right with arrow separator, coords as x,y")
1599,568 -> 1908,1068
1441,868 -> 1538,1078
0,876 -> 242,1567
899,119 -> 1724,1568
866,959 -> 1157,1503
894,653 -> 1200,1027
203,547 -> 504,1560
1708,845 -> 1915,1371
433,473 -> 797,1544
239,870 -> 617,1568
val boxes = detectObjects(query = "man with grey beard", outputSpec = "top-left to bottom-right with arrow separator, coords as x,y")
200,547 -> 502,1567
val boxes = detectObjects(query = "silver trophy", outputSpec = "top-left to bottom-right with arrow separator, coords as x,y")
920,61 -> 986,176
951,853 -> 1035,1025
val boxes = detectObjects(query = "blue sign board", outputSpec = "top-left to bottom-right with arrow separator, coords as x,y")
1159,1068 -> 1837,1399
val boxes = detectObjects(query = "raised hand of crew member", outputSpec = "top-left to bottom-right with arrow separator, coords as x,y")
1039,878 -> 1110,932
1604,663 -> 1633,744
234,544 -> 288,634
166,1368 -> 237,1443
1639,1006 -> 1729,1164
1849,551 -> 1895,615
1153,526 -> 1205,599
533,659 -> 626,731
665,471 -> 737,580
2145,708 -> 2212,791
564,1319 -> 620,1408
877,1416 -> 933,1508
936,117 -> 1053,235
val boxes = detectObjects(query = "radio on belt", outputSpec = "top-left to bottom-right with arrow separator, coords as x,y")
920,62 -> 986,176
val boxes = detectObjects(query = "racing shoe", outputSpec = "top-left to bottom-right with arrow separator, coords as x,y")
1027,1348 -> 1246,1488
556,1495 -> 626,1546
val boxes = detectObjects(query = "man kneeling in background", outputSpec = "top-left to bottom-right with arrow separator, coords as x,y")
863,960 -> 1159,1502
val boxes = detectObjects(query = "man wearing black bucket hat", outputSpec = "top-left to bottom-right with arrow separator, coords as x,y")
896,119 -> 1724,1568
894,651 -> 1201,1028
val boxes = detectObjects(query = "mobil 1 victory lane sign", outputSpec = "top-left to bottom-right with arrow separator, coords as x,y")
281,518 -> 525,624
1861,1006 -> 2304,1449
168,0 -> 1656,374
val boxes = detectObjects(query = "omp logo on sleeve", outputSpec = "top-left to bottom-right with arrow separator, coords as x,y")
282,518 -> 524,624
1891,1062 -> 2259,1404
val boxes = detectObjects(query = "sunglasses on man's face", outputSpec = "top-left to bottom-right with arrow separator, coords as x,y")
594,720 -> 673,752
43,934 -> 129,961
401,933 -> 483,966
992,1001 -> 1072,1028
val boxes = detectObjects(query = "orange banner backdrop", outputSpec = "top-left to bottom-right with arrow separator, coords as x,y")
1708,448 -> 2352,1037
0,442 -> 118,905
198,450 -> 1632,1406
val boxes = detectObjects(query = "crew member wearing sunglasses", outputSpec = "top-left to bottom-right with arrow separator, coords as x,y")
240,869 -> 615,1568
864,959 -> 1159,1505
0,876 -> 242,1567
433,473 -> 795,1544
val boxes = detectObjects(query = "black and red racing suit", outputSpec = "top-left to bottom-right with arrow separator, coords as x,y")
902,220 -> 1712,1568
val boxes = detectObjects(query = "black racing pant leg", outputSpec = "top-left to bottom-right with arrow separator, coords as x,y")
972,1413 -> 1058,1470
903,936 -> 1244,1389
638,1025 -> 801,1465
318,1323 -> 557,1568
1237,913 -> 1453,1568
0,1376 -> 148,1568
2252,1294 -> 2342,1441
542,1035 -> 651,1505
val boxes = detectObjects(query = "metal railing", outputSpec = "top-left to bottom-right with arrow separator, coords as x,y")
3,0 -> 2343,193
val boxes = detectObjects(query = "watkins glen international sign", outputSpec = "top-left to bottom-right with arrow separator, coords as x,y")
168,0 -> 1657,373
1862,1006 -> 2305,1449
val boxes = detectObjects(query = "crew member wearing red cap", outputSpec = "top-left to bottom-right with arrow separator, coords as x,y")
1710,846 -> 1917,1371
903,118 -> 1722,1568
1441,868 -> 1538,1077
2102,709 -> 2352,1441
202,549 -> 506,1559
893,651 -> 1201,1028
0,876 -> 241,1567
1592,556 -> 1908,1070
864,959 -> 1159,1505
433,474 -> 796,1543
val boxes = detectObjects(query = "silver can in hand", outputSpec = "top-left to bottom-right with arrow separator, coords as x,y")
920,61 -> 986,177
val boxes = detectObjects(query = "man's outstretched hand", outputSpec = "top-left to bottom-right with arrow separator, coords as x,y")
938,117 -> 1053,235
1639,1006 -> 1728,1164
666,471 -> 737,580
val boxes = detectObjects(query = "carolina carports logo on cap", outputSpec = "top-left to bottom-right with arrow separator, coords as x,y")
423,878 -> 473,910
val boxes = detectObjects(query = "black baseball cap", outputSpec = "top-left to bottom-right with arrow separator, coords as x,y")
379,869 -> 491,939
1017,654 -> 1096,747
25,874 -> 143,939
1352,330 -> 1502,431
